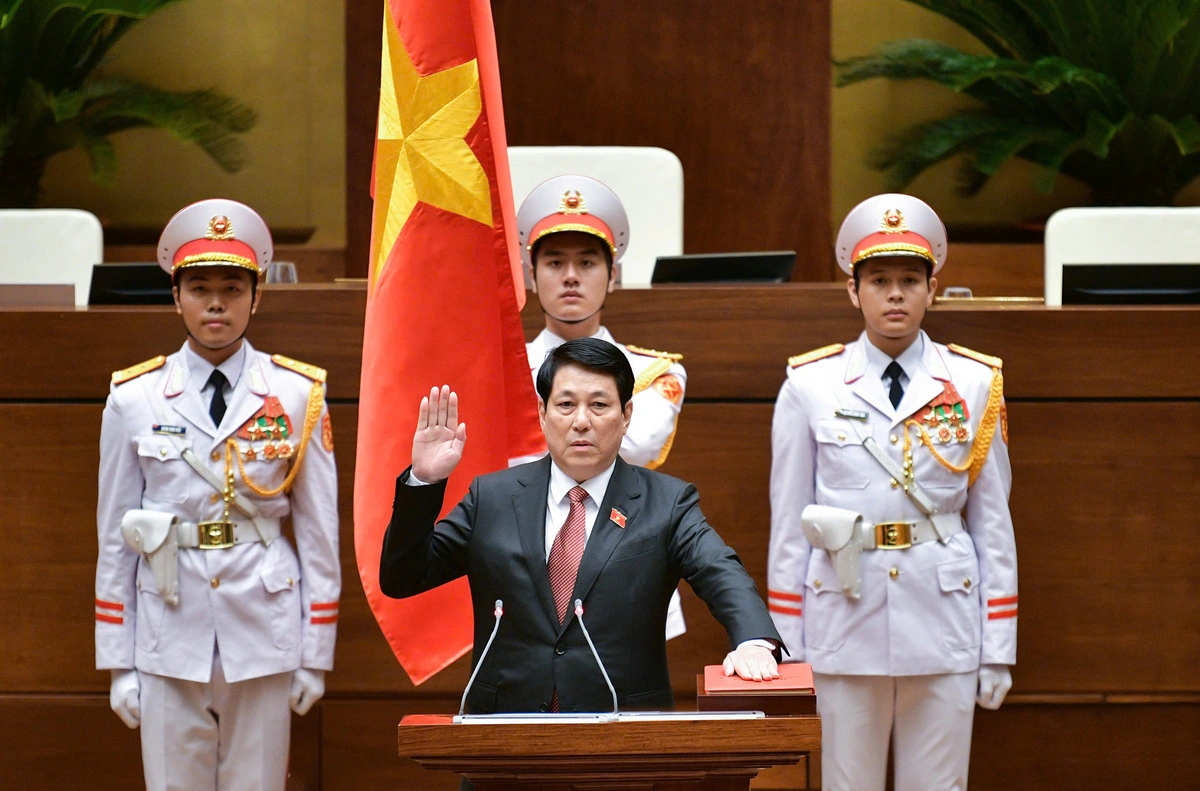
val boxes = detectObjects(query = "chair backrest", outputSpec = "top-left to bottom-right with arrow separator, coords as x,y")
1044,207 -> 1200,306
509,146 -> 684,286
0,209 -> 103,306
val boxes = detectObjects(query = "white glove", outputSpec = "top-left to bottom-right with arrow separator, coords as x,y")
976,664 -> 1012,710
109,669 -> 141,729
289,668 -> 325,715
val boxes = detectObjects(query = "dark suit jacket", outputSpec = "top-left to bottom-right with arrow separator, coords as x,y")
379,456 -> 782,713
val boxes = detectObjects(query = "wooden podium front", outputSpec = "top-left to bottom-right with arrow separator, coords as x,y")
397,713 -> 820,790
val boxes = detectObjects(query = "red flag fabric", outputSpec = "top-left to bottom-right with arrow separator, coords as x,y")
355,0 -> 545,685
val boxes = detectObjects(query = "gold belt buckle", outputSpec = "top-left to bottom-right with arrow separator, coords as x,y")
198,521 -> 235,549
875,522 -> 913,550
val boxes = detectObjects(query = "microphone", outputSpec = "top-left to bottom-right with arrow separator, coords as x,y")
458,599 -> 503,717
574,598 -> 618,715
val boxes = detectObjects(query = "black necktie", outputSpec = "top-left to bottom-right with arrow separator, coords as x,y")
884,361 -> 905,409
207,370 -> 228,427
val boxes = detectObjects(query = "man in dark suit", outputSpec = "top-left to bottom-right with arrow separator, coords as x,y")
380,338 -> 782,713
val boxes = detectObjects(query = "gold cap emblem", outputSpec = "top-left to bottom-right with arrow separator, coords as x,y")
206,215 -> 235,241
559,190 -> 587,215
880,208 -> 909,234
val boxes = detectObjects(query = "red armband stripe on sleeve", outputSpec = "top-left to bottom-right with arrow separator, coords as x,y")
987,608 -> 1018,620
768,590 -> 803,603
768,603 -> 802,617
310,602 -> 339,611
95,613 -> 124,625
95,599 -> 124,611
987,596 -> 1018,607
310,615 -> 339,625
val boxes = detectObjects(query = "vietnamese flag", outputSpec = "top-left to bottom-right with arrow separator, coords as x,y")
355,0 -> 545,685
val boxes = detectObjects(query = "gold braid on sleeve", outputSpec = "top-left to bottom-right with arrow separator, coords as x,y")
229,380 -> 325,497
903,368 -> 1004,488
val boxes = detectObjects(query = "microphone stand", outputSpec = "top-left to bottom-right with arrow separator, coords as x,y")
458,599 -> 503,717
574,598 -> 618,716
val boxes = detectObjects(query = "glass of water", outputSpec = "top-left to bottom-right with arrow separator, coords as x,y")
265,261 -> 298,284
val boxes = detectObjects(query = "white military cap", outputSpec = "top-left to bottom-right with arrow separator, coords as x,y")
516,175 -> 630,267
157,198 -> 273,277
835,193 -> 947,275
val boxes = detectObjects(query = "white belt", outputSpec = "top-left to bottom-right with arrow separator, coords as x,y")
862,512 -> 963,550
177,518 -> 282,549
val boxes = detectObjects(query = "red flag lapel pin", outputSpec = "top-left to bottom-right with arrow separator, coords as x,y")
610,508 -> 627,528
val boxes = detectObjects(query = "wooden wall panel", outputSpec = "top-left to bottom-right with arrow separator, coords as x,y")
345,2 -> 832,280
8,287 -> 1199,401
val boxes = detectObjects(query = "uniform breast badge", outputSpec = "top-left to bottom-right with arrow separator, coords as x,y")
237,396 -> 294,460
652,373 -> 684,405
918,382 -> 972,445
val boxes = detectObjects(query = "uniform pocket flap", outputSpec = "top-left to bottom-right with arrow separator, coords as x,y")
815,419 -> 864,447
260,563 -> 299,594
137,436 -> 189,462
937,557 -> 978,594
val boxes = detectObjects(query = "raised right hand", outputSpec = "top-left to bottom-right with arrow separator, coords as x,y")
411,385 -> 466,483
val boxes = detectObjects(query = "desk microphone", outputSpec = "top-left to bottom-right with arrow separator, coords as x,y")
458,599 -> 503,717
574,599 -> 618,715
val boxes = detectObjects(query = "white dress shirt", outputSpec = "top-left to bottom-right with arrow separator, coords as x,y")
544,459 -> 615,560
861,332 -> 924,409
184,341 -> 245,429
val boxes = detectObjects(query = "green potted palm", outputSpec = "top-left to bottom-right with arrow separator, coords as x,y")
0,0 -> 255,208
837,0 -> 1200,206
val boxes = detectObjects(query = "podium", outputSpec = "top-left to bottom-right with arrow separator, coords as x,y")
397,713 -> 820,790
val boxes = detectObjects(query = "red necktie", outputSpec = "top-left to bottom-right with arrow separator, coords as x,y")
547,486 -> 589,625
547,486 -> 588,713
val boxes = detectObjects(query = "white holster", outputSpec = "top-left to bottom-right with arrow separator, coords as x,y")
800,505 -> 864,601
120,509 -> 180,605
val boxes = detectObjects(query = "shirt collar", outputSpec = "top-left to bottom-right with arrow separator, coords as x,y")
549,458 -> 617,508
538,325 -> 616,353
861,331 -> 925,380
183,341 -> 245,391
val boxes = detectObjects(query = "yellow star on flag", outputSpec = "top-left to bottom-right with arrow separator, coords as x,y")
371,13 -> 493,284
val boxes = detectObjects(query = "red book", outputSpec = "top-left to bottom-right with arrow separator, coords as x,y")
703,663 -> 815,695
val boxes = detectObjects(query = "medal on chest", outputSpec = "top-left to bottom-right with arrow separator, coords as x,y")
235,396 -> 295,460
916,383 -> 972,445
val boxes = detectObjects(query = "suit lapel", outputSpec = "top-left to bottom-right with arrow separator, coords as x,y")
893,336 -> 950,427
217,344 -> 269,443
167,357 -> 216,439
561,457 -> 642,636
513,456 -> 558,628
844,342 -> 895,419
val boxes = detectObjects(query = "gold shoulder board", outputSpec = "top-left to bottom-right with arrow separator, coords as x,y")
789,343 -> 845,368
948,344 -> 1003,369
271,354 -> 327,383
625,344 -> 683,362
111,355 -> 166,385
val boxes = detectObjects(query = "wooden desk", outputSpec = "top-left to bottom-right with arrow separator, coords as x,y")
2,284 -> 1197,790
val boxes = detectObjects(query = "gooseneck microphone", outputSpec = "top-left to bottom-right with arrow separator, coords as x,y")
458,599 -> 503,717
574,599 -> 618,715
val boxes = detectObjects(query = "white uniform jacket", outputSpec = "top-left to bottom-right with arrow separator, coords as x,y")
95,341 -> 340,683
768,331 -> 1017,676
527,327 -> 686,469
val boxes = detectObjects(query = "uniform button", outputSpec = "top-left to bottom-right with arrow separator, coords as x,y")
890,479 -> 900,489
159,448 -> 168,458
286,578 -> 294,587
813,579 -> 822,590
837,433 -> 847,441
210,493 -> 220,504
210,577 -> 220,589
889,567 -> 899,580
555,644 -> 566,656
211,449 -> 221,462
890,434 -> 899,444
964,579 -> 972,589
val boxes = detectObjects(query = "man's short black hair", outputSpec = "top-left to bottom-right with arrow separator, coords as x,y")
530,233 -> 614,276
852,255 -> 933,288
535,337 -> 634,408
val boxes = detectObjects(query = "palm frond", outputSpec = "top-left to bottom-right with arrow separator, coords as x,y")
78,78 -> 256,172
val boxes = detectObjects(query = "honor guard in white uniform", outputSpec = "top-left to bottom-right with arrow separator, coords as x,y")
768,194 -> 1017,791
519,175 -> 687,639
95,199 -> 340,791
